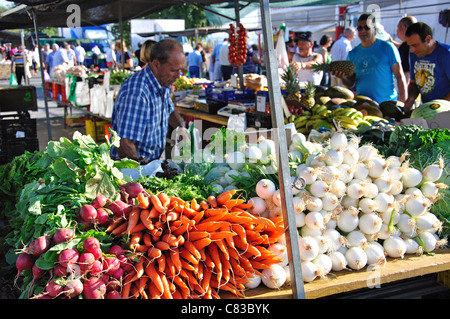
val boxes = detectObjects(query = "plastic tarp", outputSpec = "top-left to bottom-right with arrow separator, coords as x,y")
0,0 -> 361,30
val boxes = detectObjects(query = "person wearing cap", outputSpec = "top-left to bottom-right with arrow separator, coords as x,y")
332,13 -> 407,104
291,31 -> 324,86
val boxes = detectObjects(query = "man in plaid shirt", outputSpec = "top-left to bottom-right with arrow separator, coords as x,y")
111,39 -> 185,162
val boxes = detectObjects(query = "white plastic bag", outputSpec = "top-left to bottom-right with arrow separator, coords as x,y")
227,113 -> 246,132
75,80 -> 90,106
275,29 -> 289,70
89,84 -> 106,115
104,90 -> 115,118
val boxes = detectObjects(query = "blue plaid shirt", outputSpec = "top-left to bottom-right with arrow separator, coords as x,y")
111,66 -> 174,160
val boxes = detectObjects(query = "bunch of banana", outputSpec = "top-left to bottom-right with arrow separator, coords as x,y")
363,115 -> 390,124
330,107 -> 372,130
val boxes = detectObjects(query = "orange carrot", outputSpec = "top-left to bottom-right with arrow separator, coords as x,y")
208,243 -> 222,283
148,206 -> 160,218
159,273 -> 173,299
209,231 -> 237,241
147,247 -> 162,259
158,192 -> 171,209
162,233 -> 179,246
204,207 -> 228,217
169,196 -> 185,207
111,220 -> 128,236
231,224 -> 248,245
145,261 -> 164,294
180,247 -> 199,264
147,281 -> 161,299
185,230 -> 210,241
155,240 -> 171,251
137,192 -> 150,209
126,206 -> 140,236
192,210 -> 204,224
183,241 -> 201,260
214,239 -> 229,260
156,254 -> 166,273
216,189 -> 237,206
105,216 -> 125,232
169,247 -> 182,273
130,222 -> 147,234
223,198 -> 245,210
192,237 -> 212,250
139,209 -> 154,231
129,232 -> 142,250
190,198 -> 200,211
150,194 -> 166,214
200,200 -> 209,211
166,211 -> 179,222
207,195 -> 218,208
195,220 -> 230,232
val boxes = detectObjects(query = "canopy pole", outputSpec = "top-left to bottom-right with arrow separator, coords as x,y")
32,9 -> 52,141
234,0 -> 244,89
119,0 -> 125,72
258,0 -> 305,299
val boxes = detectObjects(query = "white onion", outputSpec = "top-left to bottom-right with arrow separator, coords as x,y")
381,209 -> 400,225
329,251 -> 348,271
403,237 -> 423,255
345,247 -> 368,270
283,265 -> 291,285
341,196 -> 359,209
383,236 -> 406,258
305,211 -> 325,230
329,131 -> 348,150
329,180 -> 346,197
301,261 -> 319,282
312,254 -> 333,278
422,157 -> 444,182
309,180 -> 329,198
368,156 -> 388,178
300,224 -> 323,237
421,181 -> 448,198
245,145 -> 263,162
258,136 -> 276,157
346,230 -> 369,248
319,166 -> 341,184
337,208 -> 359,233
401,167 -> 423,188
289,151 -> 303,162
244,274 -> 262,289
298,236 -> 320,261
321,193 -> 340,211
292,196 -> 306,214
418,231 -> 437,253
347,182 -> 365,199
405,193 -> 429,217
416,212 -> 442,234
389,180 -> 403,195
374,192 -> 395,214
297,166 -> 319,184
364,242 -> 386,265
397,213 -> 417,238
354,163 -> 370,180
268,243 -> 288,267
261,264 -> 287,289
324,149 -> 344,166
359,213 -> 383,235
373,176 -> 392,193
342,146 -> 359,165
359,198 -> 377,214
290,176 -> 302,195
272,189 -> 282,207
337,164 -> 354,184
225,151 -> 245,170
255,179 -> 276,199
305,196 -> 323,212
358,144 -> 378,162
324,228 -> 345,252
312,235 -> 330,254
295,212 -> 306,228
248,197 -> 267,216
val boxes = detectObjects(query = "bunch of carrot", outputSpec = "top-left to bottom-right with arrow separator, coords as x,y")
105,189 -> 285,299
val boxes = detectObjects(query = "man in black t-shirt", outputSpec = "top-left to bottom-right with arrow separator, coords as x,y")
389,16 -> 417,85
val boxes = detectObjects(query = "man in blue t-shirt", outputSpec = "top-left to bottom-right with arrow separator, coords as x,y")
404,22 -> 450,112
187,44 -> 203,78
332,13 -> 407,104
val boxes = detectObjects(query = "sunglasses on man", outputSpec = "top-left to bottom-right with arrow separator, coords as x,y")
357,25 -> 372,31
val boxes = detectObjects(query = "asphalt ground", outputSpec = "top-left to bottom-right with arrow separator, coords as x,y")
0,73 -> 86,152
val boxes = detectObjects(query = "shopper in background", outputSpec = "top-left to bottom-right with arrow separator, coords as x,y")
219,38 -> 232,80
332,14 -> 407,104
330,27 -> 355,86
67,43 -> 77,67
318,35 -> 333,86
11,45 -> 26,85
134,42 -> 145,68
186,44 -> 203,78
210,38 -> 226,81
111,38 -> 185,162
105,42 -> 116,69
74,41 -> 86,66
41,43 -> 51,73
291,31 -> 324,86
198,42 -> 207,77
30,44 -> 39,76
115,41 -> 133,70
45,43 -> 59,77
139,39 -> 157,68
403,22 -> 450,112
52,42 -> 70,68
286,37 -> 296,63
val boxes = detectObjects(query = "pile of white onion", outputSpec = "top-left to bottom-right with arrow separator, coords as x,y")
245,130 -> 448,288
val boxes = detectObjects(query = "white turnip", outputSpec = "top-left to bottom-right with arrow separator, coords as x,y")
244,274 -> 262,289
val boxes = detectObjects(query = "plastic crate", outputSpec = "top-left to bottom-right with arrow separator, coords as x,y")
56,84 -> 68,103
0,86 -> 38,112
3,137 -> 39,161
246,111 -> 272,129
0,118 -> 37,140
52,82 -> 60,98
85,119 -> 109,142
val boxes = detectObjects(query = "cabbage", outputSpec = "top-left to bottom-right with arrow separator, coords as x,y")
410,99 -> 450,119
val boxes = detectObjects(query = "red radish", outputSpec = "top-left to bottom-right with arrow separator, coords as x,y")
25,235 -> 51,256
105,290 -> 121,299
91,246 -> 103,260
108,245 -> 124,256
76,215 -> 92,230
83,237 -> 100,253
117,255 -> 133,272
63,278 -> 84,298
92,195 -> 111,208
89,260 -> 103,276
79,204 -> 97,222
124,182 -> 145,198
110,266 -> 124,280
94,208 -> 109,225
106,278 -> 121,291
15,253 -> 35,281
53,264 -> 67,277
46,278 -> 64,298
82,277 -> 106,299
103,256 -> 120,275
53,228 -> 75,244
58,248 -> 79,268
108,200 -> 131,217
28,263 -> 46,298
78,252 -> 95,271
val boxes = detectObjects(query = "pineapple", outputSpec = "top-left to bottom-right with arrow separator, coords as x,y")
300,81 -> 316,109
311,60 -> 355,76
282,67 -> 301,107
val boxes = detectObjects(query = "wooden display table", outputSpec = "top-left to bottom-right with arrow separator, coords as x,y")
175,106 -> 229,126
223,248 -> 450,299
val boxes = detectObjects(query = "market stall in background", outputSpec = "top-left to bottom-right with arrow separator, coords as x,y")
0,0 -> 449,300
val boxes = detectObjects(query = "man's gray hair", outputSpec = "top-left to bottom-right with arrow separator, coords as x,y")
150,38 -> 183,64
